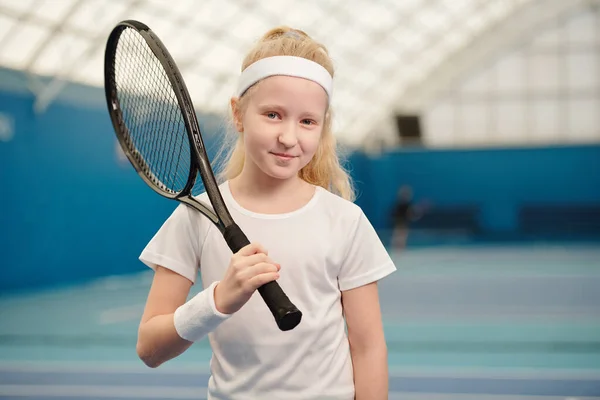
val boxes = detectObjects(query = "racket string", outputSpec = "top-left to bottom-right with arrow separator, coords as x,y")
113,28 -> 193,194
117,38 -> 163,186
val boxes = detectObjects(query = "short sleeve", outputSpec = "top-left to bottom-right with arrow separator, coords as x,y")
139,203 -> 206,284
338,210 -> 397,291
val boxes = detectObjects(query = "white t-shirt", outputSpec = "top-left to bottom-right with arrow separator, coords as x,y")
140,181 -> 396,400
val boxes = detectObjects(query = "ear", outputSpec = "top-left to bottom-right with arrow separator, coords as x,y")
230,97 -> 244,133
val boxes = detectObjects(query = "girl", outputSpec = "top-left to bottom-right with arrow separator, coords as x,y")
136,26 -> 396,400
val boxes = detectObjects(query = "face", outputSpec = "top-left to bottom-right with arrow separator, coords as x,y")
232,75 -> 328,182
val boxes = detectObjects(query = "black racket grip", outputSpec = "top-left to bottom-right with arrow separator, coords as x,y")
223,224 -> 302,331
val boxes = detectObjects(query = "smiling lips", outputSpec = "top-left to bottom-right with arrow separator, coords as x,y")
271,152 -> 296,159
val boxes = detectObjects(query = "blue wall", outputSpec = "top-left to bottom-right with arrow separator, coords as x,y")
350,146 -> 600,234
0,88 -> 224,293
1,80 -> 599,292
0,91 -> 162,291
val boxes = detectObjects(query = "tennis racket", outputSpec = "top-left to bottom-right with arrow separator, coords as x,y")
103,20 -> 302,331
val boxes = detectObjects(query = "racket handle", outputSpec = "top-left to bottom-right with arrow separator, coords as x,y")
223,224 -> 303,331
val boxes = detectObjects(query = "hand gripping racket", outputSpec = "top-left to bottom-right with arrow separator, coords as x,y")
104,20 -> 302,331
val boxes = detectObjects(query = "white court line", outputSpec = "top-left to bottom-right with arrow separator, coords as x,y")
1,361 -> 599,380
0,385 -> 598,400
389,395 -> 600,400
0,384 -> 202,398
386,367 -> 600,380
0,361 -> 204,375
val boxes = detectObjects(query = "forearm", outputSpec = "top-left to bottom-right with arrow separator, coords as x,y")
351,344 -> 389,400
137,281 -> 229,368
137,313 -> 193,368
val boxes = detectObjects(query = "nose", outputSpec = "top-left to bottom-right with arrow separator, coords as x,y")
278,123 -> 298,148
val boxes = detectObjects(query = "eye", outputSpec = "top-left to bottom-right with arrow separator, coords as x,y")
301,119 -> 316,126
266,112 -> 280,120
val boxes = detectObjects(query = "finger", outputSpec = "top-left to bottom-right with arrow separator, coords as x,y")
237,242 -> 268,257
236,262 -> 278,283
249,242 -> 268,256
244,262 -> 279,277
231,253 -> 272,270
239,253 -> 273,267
247,271 -> 280,290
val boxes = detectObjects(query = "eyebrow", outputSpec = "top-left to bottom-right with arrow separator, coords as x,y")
257,103 -> 285,111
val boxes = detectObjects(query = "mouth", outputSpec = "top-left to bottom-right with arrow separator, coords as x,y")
271,152 -> 296,159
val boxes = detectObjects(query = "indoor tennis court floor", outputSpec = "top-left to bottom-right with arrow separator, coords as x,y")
1,243 -> 599,399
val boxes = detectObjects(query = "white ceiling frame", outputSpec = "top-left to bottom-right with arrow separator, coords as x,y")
23,0 -> 85,74
0,0 -> 569,148
22,0 -> 86,98
393,0 -> 600,114
176,5 -> 259,71
349,0 -> 488,149
32,0 -> 144,114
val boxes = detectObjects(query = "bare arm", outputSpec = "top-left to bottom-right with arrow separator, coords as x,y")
342,282 -> 389,400
136,266 -> 194,368
136,243 -> 280,368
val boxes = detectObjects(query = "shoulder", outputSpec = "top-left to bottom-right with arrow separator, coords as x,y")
314,186 -> 366,228
317,186 -> 361,210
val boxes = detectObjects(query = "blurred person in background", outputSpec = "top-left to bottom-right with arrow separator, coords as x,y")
391,185 -> 427,249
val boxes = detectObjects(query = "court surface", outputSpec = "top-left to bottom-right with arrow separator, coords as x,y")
1,242 -> 599,399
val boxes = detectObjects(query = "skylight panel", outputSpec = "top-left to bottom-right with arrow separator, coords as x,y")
29,0 -> 78,25
0,20 -> 47,70
29,32 -> 89,77
0,0 -> 39,15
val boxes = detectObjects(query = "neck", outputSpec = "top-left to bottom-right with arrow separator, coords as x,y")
228,164 -> 316,215
230,165 -> 306,198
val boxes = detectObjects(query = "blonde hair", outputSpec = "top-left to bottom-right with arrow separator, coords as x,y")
217,26 -> 355,201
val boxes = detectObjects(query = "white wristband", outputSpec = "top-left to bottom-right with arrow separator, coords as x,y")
173,281 -> 231,342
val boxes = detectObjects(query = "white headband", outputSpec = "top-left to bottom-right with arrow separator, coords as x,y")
236,56 -> 333,102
